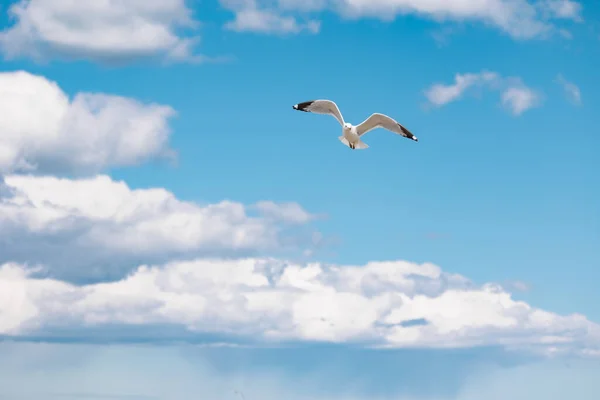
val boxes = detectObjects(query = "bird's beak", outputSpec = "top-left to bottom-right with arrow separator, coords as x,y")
292,104 -> 298,110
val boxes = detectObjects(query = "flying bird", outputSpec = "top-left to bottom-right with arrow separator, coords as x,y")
292,99 -> 418,149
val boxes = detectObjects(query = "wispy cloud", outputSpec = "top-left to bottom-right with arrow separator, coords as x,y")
424,71 -> 542,115
223,4 -> 320,34
539,0 -> 583,21
424,71 -> 500,106
556,74 -> 582,105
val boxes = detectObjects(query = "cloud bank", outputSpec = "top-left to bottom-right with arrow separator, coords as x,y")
424,71 -> 542,115
0,174 -> 319,281
2,257 -> 599,356
0,70 -> 321,281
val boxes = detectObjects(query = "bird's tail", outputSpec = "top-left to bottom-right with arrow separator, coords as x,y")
338,136 -> 369,149
354,140 -> 369,149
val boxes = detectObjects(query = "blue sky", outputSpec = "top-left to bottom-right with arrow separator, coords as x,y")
0,0 -> 598,399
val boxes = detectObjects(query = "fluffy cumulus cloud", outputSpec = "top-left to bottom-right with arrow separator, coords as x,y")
0,71 -> 175,175
1,257 -> 600,357
219,0 -> 582,38
0,174 -> 319,281
0,0 -> 201,62
424,71 -> 542,115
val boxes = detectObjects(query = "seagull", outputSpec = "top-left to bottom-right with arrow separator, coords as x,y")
292,99 -> 418,150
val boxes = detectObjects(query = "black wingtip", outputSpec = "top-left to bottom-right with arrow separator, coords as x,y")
293,100 -> 314,112
398,123 -> 418,142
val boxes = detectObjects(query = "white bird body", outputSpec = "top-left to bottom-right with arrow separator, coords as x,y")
293,99 -> 418,150
342,123 -> 359,143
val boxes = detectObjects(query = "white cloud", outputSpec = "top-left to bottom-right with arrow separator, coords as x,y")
220,0 -> 582,38
0,71 -> 176,175
225,6 -> 320,34
501,85 -> 541,115
1,257 -> 599,356
556,74 -> 582,105
424,71 -> 500,106
424,71 -> 541,115
0,174 -> 319,280
0,0 -> 201,63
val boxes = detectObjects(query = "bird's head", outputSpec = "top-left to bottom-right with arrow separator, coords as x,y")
343,123 -> 352,129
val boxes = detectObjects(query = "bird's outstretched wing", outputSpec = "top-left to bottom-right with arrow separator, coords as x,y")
356,113 -> 418,141
292,99 -> 345,126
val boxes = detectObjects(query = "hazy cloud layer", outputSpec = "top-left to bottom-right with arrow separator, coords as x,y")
2,341 -> 596,400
